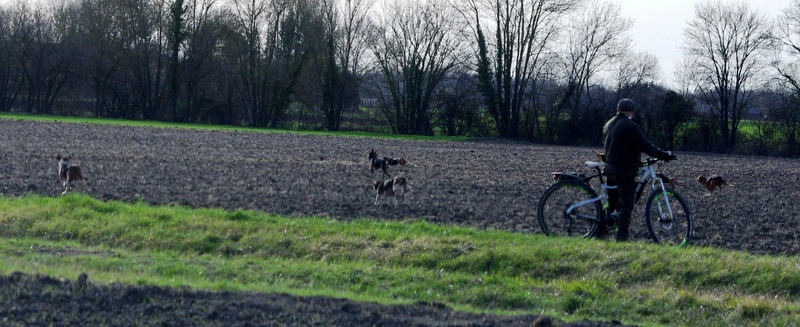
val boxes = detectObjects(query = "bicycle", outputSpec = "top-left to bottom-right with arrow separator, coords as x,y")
536,156 -> 692,246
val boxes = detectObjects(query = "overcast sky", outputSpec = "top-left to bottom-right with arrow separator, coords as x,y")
616,0 -> 791,86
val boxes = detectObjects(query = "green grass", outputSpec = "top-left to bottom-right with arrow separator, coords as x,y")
0,113 -> 466,141
1,195 -> 800,326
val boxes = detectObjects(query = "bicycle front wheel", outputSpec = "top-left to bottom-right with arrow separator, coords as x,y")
645,187 -> 692,246
537,180 -> 602,238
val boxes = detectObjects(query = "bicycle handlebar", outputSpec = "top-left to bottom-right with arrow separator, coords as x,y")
641,157 -> 673,167
641,157 -> 660,166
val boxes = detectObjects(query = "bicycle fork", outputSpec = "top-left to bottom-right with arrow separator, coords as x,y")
652,180 -> 676,230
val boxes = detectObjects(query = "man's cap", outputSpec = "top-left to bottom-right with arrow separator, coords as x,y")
617,98 -> 635,112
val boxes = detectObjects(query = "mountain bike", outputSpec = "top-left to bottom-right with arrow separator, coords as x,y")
536,157 -> 692,246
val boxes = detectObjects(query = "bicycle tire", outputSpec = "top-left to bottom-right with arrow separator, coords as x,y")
645,187 -> 692,247
537,180 -> 602,238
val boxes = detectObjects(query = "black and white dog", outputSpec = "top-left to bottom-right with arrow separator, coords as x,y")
373,176 -> 411,207
369,149 -> 390,177
369,149 -> 408,178
56,154 -> 86,194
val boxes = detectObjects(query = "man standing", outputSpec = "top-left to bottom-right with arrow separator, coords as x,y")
602,98 -> 675,241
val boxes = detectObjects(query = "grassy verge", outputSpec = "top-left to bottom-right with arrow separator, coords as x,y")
1,195 -> 799,326
0,113 -> 465,141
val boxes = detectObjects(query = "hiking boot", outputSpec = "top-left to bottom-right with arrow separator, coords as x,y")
615,230 -> 629,242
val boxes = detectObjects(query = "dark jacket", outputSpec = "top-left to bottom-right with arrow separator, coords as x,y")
602,113 -> 671,177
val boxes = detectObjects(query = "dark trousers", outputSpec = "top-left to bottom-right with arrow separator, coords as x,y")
606,175 -> 636,241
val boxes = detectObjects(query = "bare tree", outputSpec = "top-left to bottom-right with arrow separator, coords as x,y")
0,7 -> 23,112
553,0 -> 632,143
772,0 -> 800,154
61,0 -> 128,117
13,2 -> 72,115
182,0 -> 220,122
318,0 -> 371,131
681,0 -> 773,150
105,0 -> 171,121
167,0 -> 185,121
367,0 -> 461,135
458,0 -> 578,138
614,51 -> 660,99
289,0 -> 325,129
225,0 -> 308,128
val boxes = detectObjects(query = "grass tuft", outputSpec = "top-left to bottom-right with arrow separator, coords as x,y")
1,194 -> 800,325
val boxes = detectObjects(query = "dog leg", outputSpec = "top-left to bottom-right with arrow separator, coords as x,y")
392,196 -> 398,207
375,193 -> 380,205
63,181 -> 69,194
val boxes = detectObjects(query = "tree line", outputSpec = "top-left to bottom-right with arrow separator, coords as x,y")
2,0 -> 800,156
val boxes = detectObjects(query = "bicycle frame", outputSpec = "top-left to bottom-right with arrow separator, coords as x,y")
565,180 -> 614,222
564,158 -> 672,223
563,163 -> 613,223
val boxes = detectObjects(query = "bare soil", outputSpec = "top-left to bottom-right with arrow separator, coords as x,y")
2,118 -> 797,326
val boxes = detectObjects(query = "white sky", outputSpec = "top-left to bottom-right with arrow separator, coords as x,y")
616,0 -> 791,87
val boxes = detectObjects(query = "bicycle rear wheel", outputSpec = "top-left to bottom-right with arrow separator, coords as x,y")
645,187 -> 692,246
537,180 -> 602,238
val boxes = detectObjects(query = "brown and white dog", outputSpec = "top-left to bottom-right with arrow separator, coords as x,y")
56,154 -> 86,194
696,175 -> 729,196
373,176 -> 411,207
